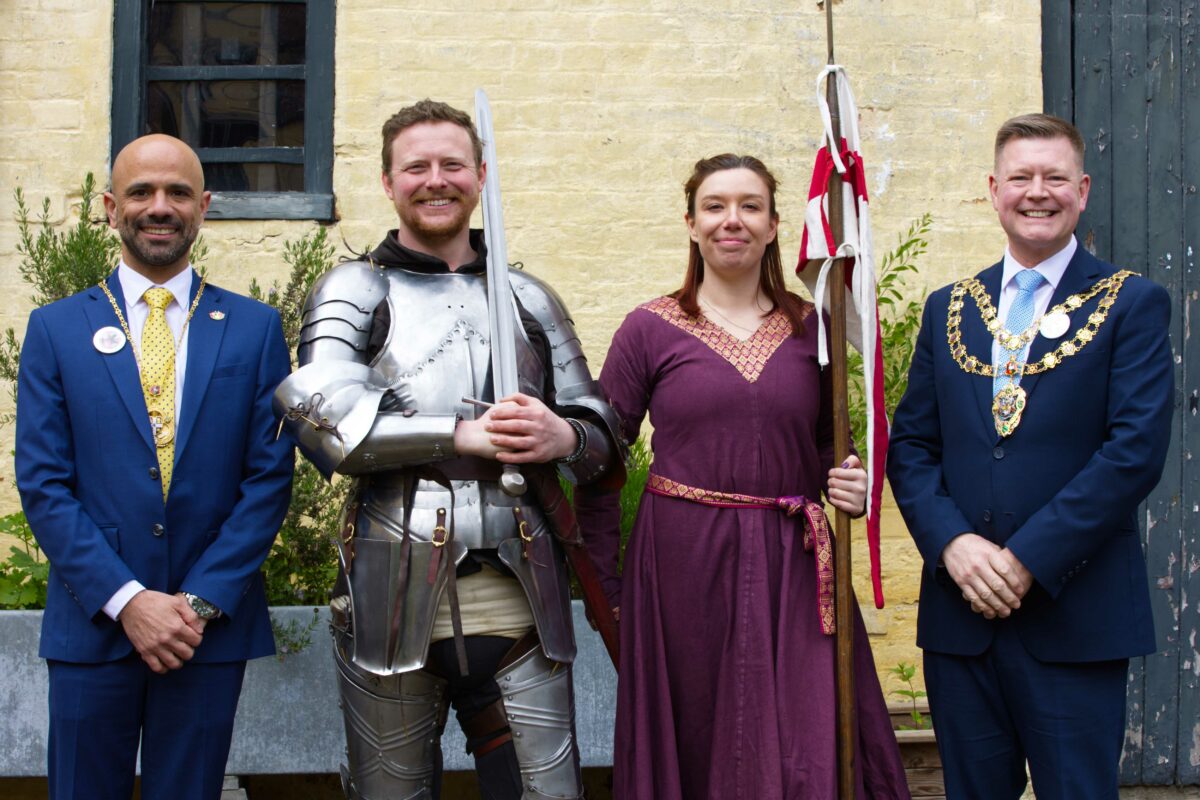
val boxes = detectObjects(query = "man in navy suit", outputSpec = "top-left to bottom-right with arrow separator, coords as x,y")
888,114 -> 1173,799
15,134 -> 293,800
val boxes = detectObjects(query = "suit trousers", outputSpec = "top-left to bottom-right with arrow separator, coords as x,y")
47,655 -> 246,800
924,621 -> 1127,800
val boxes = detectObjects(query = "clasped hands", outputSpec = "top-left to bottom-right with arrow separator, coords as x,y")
454,392 -> 577,463
118,590 -> 207,674
942,533 -> 1033,619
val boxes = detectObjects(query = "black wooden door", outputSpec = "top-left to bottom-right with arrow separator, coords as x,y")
1043,0 -> 1199,785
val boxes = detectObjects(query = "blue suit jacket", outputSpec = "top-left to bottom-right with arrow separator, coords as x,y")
15,271 -> 293,664
888,248 -> 1172,662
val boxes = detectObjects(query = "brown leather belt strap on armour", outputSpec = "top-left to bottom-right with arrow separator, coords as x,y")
461,699 -> 512,757
437,503 -> 468,677
433,456 -> 504,482
412,467 -> 470,676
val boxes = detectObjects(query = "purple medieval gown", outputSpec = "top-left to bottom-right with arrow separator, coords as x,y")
576,296 -> 910,800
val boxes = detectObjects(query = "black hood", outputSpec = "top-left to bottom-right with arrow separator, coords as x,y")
366,229 -> 488,274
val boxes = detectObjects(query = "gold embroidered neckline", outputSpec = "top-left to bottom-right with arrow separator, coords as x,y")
641,296 -> 804,382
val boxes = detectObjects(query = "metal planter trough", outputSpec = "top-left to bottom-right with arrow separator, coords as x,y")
0,602 -> 617,776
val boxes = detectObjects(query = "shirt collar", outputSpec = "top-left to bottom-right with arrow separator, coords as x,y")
1000,236 -> 1077,294
118,262 -> 195,309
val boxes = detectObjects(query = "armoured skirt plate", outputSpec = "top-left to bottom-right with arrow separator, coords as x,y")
342,474 -> 576,675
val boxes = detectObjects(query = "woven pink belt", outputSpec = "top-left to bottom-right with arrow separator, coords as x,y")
645,473 -> 835,635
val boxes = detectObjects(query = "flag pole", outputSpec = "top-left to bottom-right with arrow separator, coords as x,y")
822,3 -> 858,797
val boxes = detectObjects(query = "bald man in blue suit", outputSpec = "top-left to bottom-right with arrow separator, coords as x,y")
888,114 -> 1173,799
15,134 -> 293,800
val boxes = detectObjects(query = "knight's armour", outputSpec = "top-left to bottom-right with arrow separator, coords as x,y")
275,231 -> 621,799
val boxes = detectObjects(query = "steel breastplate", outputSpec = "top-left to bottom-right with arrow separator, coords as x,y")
371,267 -> 545,408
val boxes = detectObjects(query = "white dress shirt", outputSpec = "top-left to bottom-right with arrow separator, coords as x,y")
990,236 -> 1077,375
103,263 -> 196,621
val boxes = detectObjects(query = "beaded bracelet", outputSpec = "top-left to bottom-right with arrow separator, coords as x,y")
557,417 -> 588,464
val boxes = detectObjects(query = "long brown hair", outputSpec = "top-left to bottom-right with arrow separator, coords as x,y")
674,154 -> 807,336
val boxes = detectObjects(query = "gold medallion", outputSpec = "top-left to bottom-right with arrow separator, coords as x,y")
148,410 -> 175,447
992,384 -> 1027,437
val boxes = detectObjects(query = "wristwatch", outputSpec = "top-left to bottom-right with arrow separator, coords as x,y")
182,592 -> 221,620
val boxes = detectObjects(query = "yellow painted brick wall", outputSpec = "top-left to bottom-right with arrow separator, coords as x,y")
0,0 -> 1044,693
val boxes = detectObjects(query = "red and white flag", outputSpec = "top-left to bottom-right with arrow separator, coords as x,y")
797,65 -> 886,609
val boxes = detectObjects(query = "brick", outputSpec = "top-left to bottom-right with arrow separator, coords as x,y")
0,0 -> 1045,674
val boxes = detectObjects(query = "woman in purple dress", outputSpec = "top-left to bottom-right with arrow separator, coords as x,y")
576,155 -> 910,799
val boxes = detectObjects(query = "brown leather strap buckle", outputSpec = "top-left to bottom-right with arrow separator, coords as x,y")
427,508 -> 449,586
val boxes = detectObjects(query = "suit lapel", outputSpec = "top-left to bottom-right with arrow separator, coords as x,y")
175,280 -> 227,461
1019,248 -> 1102,404
83,273 -> 154,451
967,262 -> 1004,437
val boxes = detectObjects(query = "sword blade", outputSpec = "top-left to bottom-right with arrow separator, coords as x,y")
474,89 -> 520,401
475,89 -> 526,496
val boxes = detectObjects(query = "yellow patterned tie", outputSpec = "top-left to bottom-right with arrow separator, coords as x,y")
141,287 -> 175,502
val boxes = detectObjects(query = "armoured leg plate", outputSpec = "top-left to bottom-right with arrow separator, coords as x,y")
496,644 -> 583,799
335,633 -> 447,800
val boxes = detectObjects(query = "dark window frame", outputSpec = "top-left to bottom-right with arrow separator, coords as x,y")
111,0 -> 335,220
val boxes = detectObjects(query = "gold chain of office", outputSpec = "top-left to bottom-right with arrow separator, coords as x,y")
945,270 -> 1135,377
98,277 -> 207,372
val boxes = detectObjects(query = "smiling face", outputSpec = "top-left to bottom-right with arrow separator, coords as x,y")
686,167 -> 778,278
104,134 -> 210,280
989,135 -> 1090,267
382,121 -> 484,253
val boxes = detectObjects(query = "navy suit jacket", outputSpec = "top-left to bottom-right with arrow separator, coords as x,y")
15,271 -> 293,664
888,248 -> 1172,662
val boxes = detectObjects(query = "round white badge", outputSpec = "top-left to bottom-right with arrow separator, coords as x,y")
93,326 -> 127,354
1039,312 -> 1070,339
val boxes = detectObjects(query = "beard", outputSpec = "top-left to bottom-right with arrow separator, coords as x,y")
116,214 -> 200,269
397,192 -> 476,244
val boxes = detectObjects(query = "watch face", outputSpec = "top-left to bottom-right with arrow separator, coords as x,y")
186,594 -> 217,619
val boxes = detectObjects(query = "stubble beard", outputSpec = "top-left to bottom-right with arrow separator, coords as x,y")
117,215 -> 200,270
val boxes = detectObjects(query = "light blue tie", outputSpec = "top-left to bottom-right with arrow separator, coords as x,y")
993,268 -> 1046,397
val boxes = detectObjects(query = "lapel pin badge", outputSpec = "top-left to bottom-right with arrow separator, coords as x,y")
92,326 -> 126,354
209,310 -> 226,321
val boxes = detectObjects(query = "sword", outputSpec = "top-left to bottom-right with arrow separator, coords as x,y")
474,88 -> 526,497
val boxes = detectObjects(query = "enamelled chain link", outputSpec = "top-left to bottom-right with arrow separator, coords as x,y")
946,270 -> 1135,377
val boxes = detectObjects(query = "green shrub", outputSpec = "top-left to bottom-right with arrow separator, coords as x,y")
847,213 -> 932,456
0,511 -> 47,609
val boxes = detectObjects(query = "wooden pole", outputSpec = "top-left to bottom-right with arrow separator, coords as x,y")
824,3 -> 857,798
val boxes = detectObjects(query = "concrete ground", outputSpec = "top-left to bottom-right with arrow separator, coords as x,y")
2,773 -> 1195,798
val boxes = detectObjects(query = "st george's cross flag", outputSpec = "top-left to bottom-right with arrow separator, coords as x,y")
797,64 -> 886,609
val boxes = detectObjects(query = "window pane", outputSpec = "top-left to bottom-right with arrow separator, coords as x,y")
148,3 -> 306,66
203,162 -> 303,193
147,80 -> 305,149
